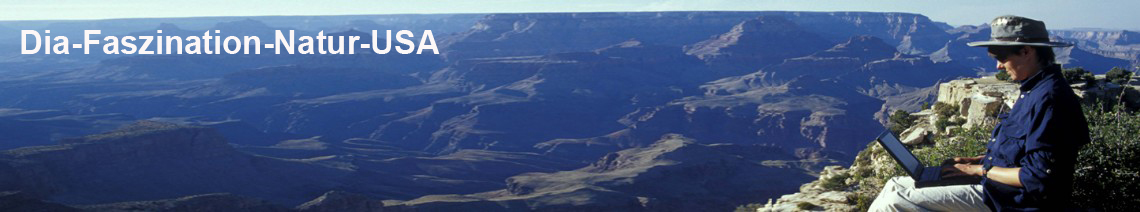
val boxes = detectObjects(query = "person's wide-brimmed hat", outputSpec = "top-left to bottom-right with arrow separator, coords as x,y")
967,15 -> 1073,47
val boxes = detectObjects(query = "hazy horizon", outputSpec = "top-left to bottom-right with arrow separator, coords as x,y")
2,0 -> 1138,30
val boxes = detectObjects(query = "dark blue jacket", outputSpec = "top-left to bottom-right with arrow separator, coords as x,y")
982,64 -> 1091,211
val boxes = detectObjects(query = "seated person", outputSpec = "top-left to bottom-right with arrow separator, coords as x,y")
868,15 -> 1091,211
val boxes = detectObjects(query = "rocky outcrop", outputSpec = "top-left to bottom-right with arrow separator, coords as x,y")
936,77 -> 1018,106
935,77 -> 1019,129
752,130 -> 909,212
755,166 -> 858,212
898,123 -> 931,145
752,131 -> 908,212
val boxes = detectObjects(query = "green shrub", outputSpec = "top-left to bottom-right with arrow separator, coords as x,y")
933,102 -> 959,117
996,70 -> 1011,81
1106,67 -> 1134,85
931,103 -> 963,131
913,123 -> 991,166
889,110 -> 915,133
848,193 -> 874,211
1072,103 -> 1140,210
1083,73 -> 1098,87
1063,67 -> 1089,84
934,116 -> 966,132
934,117 -> 950,131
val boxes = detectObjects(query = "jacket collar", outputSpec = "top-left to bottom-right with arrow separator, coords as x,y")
1017,64 -> 1060,93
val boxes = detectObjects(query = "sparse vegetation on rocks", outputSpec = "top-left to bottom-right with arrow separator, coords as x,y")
888,110 -> 915,135
932,102 -> 963,131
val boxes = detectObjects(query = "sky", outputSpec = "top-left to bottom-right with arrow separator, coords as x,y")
1,0 -> 1137,30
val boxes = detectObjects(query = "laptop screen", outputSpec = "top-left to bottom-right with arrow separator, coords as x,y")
876,130 -> 924,178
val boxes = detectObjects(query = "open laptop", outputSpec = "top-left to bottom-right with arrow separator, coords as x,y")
875,130 -> 981,188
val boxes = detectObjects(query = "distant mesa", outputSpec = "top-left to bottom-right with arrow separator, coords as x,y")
686,16 -> 834,71
595,39 -> 697,63
808,35 -> 899,61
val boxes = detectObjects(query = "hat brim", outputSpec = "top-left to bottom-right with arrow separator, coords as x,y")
967,40 -> 1073,47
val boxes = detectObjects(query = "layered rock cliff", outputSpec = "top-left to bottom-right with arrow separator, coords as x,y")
441,12 -> 954,60
1052,30 -> 1140,65
686,16 -> 834,71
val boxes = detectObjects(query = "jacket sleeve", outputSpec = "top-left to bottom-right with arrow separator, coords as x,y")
1018,95 -> 1088,201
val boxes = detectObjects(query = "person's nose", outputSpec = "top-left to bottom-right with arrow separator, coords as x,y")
996,61 -> 1005,71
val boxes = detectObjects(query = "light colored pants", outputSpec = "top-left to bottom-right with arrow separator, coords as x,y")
868,176 -> 990,212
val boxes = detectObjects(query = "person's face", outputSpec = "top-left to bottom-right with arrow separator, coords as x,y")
988,46 -> 1039,81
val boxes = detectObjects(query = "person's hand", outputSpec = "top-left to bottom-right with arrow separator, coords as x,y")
940,155 -> 985,166
942,164 -> 983,178
953,155 -> 985,164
